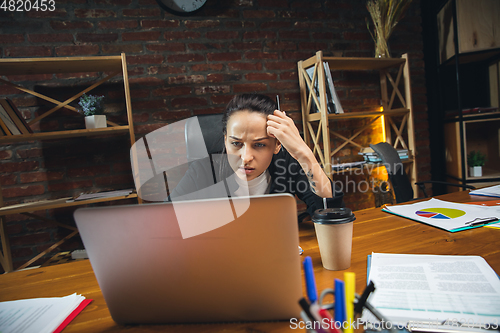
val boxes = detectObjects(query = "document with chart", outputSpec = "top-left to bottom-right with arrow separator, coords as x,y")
363,253 -> 500,331
382,198 -> 500,232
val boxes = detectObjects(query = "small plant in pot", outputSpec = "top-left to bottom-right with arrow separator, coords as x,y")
467,151 -> 486,177
79,94 -> 106,129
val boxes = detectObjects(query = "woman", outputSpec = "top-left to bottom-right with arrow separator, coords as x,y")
170,94 -> 344,218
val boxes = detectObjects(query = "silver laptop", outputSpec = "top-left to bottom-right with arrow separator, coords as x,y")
73,193 -> 302,325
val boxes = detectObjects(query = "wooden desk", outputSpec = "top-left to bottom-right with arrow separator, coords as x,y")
1,191 -> 499,332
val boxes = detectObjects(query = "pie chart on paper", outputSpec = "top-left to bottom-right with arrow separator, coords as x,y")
415,208 -> 466,219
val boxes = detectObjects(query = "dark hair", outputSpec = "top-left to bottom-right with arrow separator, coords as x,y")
222,94 -> 277,135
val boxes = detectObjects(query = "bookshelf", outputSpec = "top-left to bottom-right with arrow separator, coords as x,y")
297,51 -> 417,194
0,54 -> 137,272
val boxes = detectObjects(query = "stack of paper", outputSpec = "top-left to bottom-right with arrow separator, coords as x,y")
67,188 -> 134,202
363,253 -> 500,331
382,198 -> 500,232
0,293 -> 91,333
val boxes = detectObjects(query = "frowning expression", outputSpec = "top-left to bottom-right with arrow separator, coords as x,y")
225,110 -> 281,181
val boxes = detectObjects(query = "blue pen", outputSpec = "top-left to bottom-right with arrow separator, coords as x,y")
334,278 -> 346,324
303,256 -> 318,303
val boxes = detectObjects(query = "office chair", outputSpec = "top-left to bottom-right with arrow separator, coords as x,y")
369,142 -> 475,203
185,114 -> 225,162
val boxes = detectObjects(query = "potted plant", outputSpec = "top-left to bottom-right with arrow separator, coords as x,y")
79,94 -> 106,129
467,151 -> 486,177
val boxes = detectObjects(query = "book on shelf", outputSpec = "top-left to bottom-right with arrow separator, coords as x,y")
67,188 -> 134,202
305,62 -> 343,114
0,98 -> 33,136
358,147 -> 409,163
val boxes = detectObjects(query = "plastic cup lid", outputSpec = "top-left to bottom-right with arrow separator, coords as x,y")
312,207 -> 355,224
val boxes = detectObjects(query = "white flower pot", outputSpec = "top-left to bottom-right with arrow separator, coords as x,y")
85,115 -> 107,129
469,166 -> 482,177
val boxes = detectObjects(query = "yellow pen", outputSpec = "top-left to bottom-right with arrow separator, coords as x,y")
344,272 -> 355,333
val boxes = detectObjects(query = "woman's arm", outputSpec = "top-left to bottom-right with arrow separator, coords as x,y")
267,110 -> 333,198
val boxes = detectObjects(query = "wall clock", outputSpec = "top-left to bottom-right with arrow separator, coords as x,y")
156,0 -> 208,15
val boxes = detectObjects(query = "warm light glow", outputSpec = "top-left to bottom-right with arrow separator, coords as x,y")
379,107 -> 386,141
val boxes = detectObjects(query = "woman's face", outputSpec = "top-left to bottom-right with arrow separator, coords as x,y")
225,110 -> 281,181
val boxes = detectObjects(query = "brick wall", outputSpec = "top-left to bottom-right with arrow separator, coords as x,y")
0,0 -> 429,271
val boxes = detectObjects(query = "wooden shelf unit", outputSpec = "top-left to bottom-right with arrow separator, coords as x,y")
297,51 -> 417,194
0,54 -> 136,273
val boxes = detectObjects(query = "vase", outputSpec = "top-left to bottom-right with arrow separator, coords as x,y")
85,115 -> 107,129
469,166 -> 482,177
375,35 -> 390,58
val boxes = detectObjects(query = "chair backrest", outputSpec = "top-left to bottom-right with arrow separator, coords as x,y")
185,114 -> 224,162
370,142 -> 414,203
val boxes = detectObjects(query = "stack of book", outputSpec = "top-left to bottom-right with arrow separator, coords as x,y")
358,147 -> 409,163
0,98 -> 32,136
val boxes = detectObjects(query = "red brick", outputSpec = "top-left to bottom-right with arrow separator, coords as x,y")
26,9 -> 67,18
122,31 -> 161,41
168,75 -> 205,85
225,21 -> 256,28
76,33 -> 118,43
265,41 -> 296,50
141,19 -> 180,28
185,20 -> 220,29
269,81 -> 298,90
126,55 -> 164,65
245,73 -> 278,81
211,95 -> 234,105
260,22 -> 291,29
243,10 -> 275,18
0,34 -> 24,43
135,123 -> 168,135
164,31 -> 201,40
245,51 -> 279,60
95,0 -> 132,4
171,97 -> 208,108
343,32 -> 370,41
167,54 -> 205,63
133,112 -> 150,123
243,31 -> 276,39
188,43 -> 223,51
113,162 -> 132,172
152,87 -> 192,96
265,61 -> 296,70
146,43 -> 185,53
3,185 -> 45,198
16,148 -> 43,159
207,52 -> 241,62
148,65 -> 186,75
233,83 -> 267,93
257,0 -> 287,6
280,31 -> 309,39
0,161 -> 39,173
194,85 -> 231,95
50,21 -> 94,30
298,42 -> 328,50
5,46 -> 52,57
0,150 -> 13,160
102,44 -> 144,54
190,64 -> 224,71
98,20 -> 138,29
132,100 -> 168,110
29,33 -> 75,43
123,8 -> 161,17
129,77 -> 163,86
206,31 -> 239,39
230,42 -> 261,50
0,85 -> 21,95
55,45 -> 100,56
206,73 -> 241,82
0,174 -> 17,186
74,9 -> 115,18
152,110 -> 192,121
228,62 -> 262,71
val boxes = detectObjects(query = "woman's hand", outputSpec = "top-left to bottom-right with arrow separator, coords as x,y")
267,110 -> 333,198
266,110 -> 309,161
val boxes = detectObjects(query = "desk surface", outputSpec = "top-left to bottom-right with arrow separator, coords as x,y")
1,191 -> 499,332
